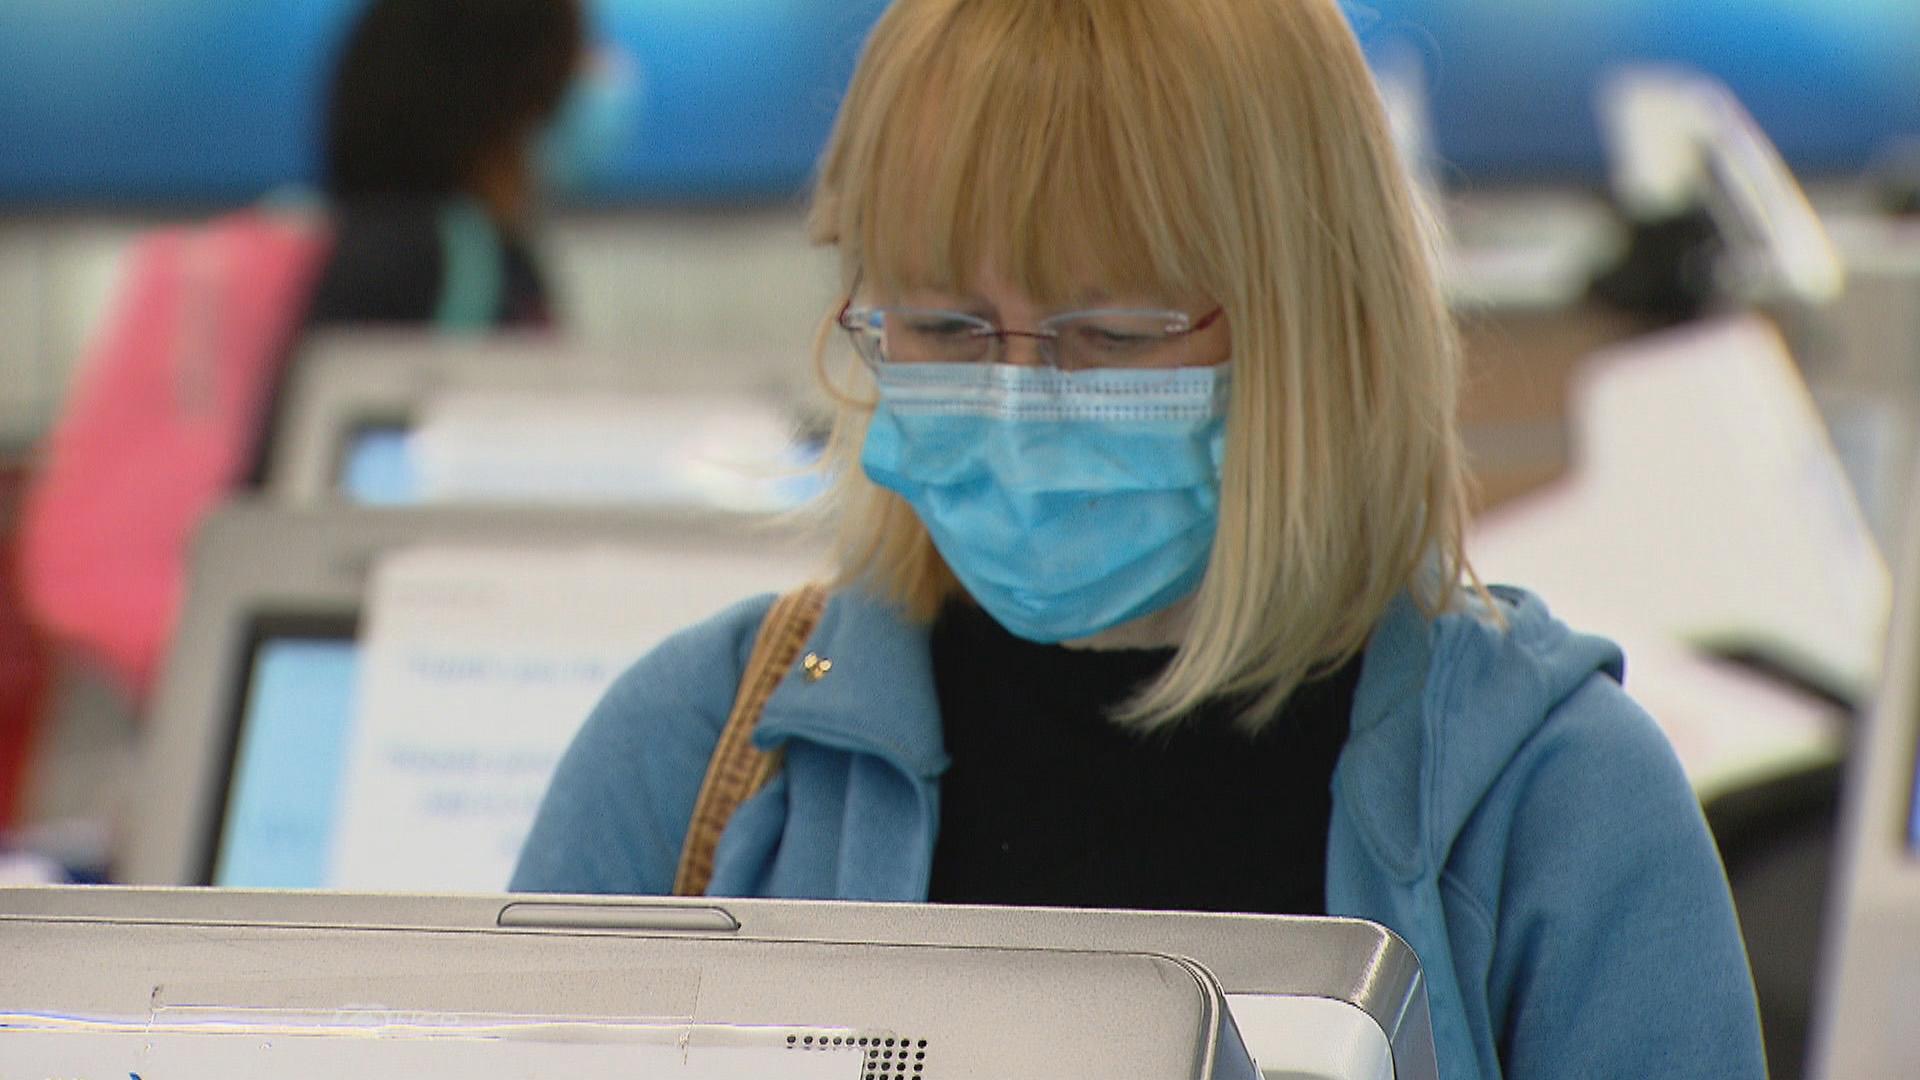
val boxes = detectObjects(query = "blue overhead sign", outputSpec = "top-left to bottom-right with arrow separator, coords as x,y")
0,0 -> 887,206
0,0 -> 1915,205
1358,0 -> 1920,182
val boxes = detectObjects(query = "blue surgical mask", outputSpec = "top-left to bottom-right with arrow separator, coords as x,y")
861,362 -> 1230,643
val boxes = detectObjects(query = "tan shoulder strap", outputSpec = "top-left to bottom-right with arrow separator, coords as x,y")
672,584 -> 828,896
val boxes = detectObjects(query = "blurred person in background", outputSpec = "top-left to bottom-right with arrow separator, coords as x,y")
244,0 -> 596,480
297,0 -> 584,342
512,1 -> 1765,1077
18,0 -> 586,705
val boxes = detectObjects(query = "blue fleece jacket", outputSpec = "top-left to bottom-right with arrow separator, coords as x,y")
512,585 -> 1765,1080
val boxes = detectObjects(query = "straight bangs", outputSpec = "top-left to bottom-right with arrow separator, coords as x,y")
840,2 -> 1218,310
810,0 -> 1482,730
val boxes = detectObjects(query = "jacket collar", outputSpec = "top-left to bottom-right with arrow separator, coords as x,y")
749,583 -> 1622,885
1338,592 -> 1435,882
1337,587 -> 1625,884
751,588 -> 952,779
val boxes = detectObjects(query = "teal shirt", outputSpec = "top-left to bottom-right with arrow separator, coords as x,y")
513,586 -> 1766,1080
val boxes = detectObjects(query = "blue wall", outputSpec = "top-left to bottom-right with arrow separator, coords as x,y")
0,0 -> 1915,205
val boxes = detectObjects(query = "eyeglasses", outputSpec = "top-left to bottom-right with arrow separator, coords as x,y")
836,296 -> 1226,372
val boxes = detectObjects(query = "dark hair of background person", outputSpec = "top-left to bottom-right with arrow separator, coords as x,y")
324,0 -> 585,200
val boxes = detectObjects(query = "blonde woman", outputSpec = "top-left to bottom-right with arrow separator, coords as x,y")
514,1 -> 1764,1076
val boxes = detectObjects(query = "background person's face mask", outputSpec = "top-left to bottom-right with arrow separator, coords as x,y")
861,362 -> 1230,643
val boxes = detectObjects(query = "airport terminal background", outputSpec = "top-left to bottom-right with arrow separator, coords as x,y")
2,2 -> 1920,1078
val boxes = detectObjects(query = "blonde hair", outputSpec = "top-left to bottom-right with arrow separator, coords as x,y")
808,0 -> 1481,729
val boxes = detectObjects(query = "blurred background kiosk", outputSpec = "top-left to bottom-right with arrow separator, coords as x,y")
1810,492 -> 1920,1078
261,331 -> 820,509
124,500 -> 821,891
0,886 -> 1437,1080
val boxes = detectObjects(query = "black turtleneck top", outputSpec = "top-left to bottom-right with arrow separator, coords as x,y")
926,600 -> 1362,915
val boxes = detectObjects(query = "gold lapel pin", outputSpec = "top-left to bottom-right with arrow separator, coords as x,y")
801,653 -> 833,683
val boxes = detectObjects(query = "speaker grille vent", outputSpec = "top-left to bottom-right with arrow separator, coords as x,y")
784,1031 -> 930,1079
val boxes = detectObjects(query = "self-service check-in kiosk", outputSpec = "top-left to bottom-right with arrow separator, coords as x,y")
0,887 -> 1435,1080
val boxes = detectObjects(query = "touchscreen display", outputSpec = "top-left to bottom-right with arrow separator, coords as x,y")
1909,746 -> 1919,852
339,425 -> 420,505
213,636 -> 361,887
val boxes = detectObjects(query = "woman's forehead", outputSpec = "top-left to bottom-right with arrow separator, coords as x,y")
861,238 -> 1193,307
881,276 -> 1176,311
